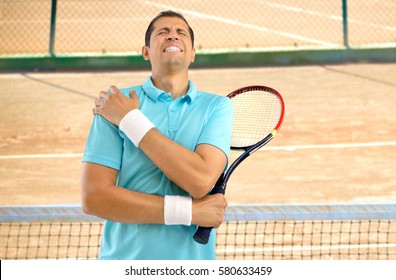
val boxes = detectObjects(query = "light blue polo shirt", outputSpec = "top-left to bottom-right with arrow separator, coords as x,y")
82,77 -> 234,260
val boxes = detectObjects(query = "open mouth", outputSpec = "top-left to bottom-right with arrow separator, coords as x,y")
164,46 -> 182,52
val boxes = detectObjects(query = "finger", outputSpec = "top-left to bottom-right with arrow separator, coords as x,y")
108,85 -> 119,94
94,99 -> 101,107
99,91 -> 109,100
92,107 -> 100,115
129,89 -> 137,98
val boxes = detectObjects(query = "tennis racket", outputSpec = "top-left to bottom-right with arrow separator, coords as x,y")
193,85 -> 285,244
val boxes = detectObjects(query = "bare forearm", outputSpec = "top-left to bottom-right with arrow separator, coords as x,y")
139,129 -> 223,198
81,163 -> 164,224
82,184 -> 164,224
83,184 -> 227,227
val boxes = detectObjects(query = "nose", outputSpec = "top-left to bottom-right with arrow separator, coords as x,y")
166,30 -> 179,41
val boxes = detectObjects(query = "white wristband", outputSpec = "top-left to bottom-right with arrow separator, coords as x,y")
164,196 -> 192,226
119,109 -> 155,147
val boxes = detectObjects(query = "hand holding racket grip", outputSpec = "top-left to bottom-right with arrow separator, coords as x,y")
193,175 -> 225,244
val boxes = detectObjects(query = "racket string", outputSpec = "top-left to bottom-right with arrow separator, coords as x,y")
231,90 -> 282,148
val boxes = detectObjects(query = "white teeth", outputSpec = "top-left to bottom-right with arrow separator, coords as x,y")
165,46 -> 181,52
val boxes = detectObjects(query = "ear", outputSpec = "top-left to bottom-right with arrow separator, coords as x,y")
142,46 -> 150,61
190,47 -> 196,63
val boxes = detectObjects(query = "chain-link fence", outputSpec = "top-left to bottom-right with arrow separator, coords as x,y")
1,0 -> 395,56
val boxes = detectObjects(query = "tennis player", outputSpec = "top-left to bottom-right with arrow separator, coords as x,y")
80,11 -> 234,259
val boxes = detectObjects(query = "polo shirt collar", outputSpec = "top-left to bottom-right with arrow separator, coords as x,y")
143,77 -> 197,103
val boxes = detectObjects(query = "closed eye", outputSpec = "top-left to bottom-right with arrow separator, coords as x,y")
157,28 -> 170,35
177,28 -> 188,36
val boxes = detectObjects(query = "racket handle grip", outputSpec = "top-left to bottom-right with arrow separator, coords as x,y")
193,178 -> 225,245
193,226 -> 212,244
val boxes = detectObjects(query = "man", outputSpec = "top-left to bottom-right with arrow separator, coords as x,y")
81,10 -> 234,259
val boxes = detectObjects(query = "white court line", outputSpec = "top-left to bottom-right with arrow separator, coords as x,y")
1,142 -> 395,159
140,0 -> 338,47
218,243 -> 396,254
266,2 -> 396,31
0,153 -> 83,159
260,141 -> 396,152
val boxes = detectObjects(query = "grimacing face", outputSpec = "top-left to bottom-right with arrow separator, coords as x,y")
142,16 -> 196,71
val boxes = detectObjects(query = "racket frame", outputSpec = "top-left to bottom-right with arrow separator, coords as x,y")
193,85 -> 285,244
223,85 -> 285,183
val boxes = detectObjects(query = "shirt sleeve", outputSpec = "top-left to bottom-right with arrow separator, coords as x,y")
197,96 -> 234,164
82,115 -> 124,170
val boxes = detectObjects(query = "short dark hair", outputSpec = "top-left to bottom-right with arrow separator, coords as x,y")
144,10 -> 195,48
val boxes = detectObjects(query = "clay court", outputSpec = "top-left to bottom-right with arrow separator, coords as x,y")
0,63 -> 395,206
0,0 -> 396,206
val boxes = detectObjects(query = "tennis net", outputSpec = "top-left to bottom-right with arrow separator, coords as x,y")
1,204 -> 395,260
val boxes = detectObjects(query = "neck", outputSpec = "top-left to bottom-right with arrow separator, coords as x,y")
151,71 -> 190,99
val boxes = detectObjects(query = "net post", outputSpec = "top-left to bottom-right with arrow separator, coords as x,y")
49,0 -> 58,56
342,0 -> 349,48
